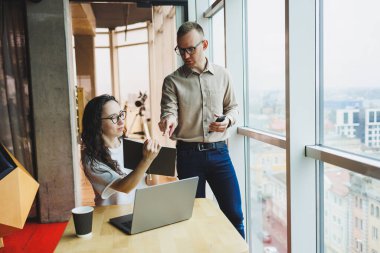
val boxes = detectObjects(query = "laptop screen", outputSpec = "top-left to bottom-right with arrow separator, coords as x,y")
110,177 -> 199,235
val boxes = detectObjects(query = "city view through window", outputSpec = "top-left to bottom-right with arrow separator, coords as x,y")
247,0 -> 380,253
250,141 -> 287,253
247,1 -> 287,252
322,0 -> 380,252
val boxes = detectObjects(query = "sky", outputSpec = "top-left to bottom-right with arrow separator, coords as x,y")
247,0 -> 380,90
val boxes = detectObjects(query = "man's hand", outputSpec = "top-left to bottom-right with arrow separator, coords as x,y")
158,115 -> 178,137
209,114 -> 230,133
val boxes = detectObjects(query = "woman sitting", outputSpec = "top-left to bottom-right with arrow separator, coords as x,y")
81,94 -> 160,206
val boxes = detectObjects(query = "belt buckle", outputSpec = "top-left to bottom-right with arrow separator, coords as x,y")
197,143 -> 214,151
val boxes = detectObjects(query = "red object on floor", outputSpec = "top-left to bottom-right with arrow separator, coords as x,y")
0,221 -> 68,253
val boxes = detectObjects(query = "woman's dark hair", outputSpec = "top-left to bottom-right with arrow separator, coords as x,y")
81,94 -> 124,175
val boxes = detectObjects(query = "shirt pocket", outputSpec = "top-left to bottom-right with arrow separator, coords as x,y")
205,88 -> 224,113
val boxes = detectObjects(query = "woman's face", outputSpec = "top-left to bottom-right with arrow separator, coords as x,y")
101,100 -> 125,140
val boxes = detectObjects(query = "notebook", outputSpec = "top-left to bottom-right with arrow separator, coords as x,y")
109,176 -> 199,235
123,138 -> 176,176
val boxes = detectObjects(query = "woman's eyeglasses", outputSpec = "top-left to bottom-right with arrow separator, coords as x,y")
174,40 -> 203,56
102,110 -> 126,124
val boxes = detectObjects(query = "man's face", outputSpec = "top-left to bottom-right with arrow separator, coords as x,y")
176,29 -> 206,68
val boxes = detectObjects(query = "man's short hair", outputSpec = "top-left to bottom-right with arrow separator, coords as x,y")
177,21 -> 204,38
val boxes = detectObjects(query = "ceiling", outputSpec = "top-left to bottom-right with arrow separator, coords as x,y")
70,2 -> 152,35
91,3 -> 152,29
70,0 -> 187,35
70,0 -> 187,30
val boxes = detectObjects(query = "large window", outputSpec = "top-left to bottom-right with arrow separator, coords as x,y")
94,24 -> 150,136
116,23 -> 150,111
211,7 -> 225,67
95,24 -> 149,104
118,45 -> 149,106
244,1 -> 287,252
324,164 -> 380,253
321,1 -> 380,253
247,0 -> 286,135
95,29 -> 112,95
194,0 -> 380,252
250,140 -> 287,253
322,0 -> 380,159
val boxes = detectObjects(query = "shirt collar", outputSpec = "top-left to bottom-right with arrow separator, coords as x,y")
181,58 -> 215,78
204,59 -> 215,75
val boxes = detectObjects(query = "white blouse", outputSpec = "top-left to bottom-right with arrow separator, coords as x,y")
83,142 -> 147,206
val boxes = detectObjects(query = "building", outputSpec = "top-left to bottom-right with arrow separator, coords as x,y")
365,109 -> 380,149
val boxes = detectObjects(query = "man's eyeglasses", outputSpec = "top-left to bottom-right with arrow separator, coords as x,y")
102,110 -> 126,124
174,40 -> 203,56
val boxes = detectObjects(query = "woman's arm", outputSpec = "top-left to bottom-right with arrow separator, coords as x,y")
145,174 -> 159,185
111,139 -> 160,193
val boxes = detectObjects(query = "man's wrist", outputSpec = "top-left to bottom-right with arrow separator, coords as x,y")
161,114 -> 176,121
226,116 -> 232,128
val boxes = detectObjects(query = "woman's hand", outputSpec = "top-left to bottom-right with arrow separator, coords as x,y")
142,139 -> 161,162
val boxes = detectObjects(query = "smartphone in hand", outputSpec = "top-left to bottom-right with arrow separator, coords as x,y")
215,115 -> 226,122
209,115 -> 226,133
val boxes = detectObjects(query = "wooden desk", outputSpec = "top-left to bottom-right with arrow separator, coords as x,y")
55,198 -> 248,253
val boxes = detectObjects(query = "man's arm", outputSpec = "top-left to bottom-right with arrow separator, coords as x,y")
159,77 -> 179,136
223,71 -> 239,127
158,115 -> 177,137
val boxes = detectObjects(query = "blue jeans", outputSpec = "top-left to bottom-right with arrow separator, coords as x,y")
176,143 -> 245,238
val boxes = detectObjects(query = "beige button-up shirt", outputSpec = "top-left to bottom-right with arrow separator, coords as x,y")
160,61 -> 238,143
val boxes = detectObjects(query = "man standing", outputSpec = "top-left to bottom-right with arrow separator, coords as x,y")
158,21 -> 244,238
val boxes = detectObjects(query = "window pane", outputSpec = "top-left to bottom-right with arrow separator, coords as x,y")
127,22 -> 147,30
118,44 -> 150,113
250,140 -> 287,253
95,48 -> 112,95
322,0 -> 380,158
95,32 -> 109,47
118,44 -> 150,137
324,164 -> 380,253
211,8 -> 225,67
115,22 -> 147,32
117,28 -> 148,46
247,0 -> 286,135
96,28 -> 109,33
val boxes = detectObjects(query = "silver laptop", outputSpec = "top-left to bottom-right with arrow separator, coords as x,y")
109,177 -> 199,235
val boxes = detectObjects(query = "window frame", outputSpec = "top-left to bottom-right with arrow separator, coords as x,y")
197,0 -> 380,252
238,0 -> 318,252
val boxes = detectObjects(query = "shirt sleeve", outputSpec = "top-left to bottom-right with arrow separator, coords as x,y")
160,76 -> 178,120
84,160 -> 123,200
223,70 -> 239,126
123,168 -> 148,189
